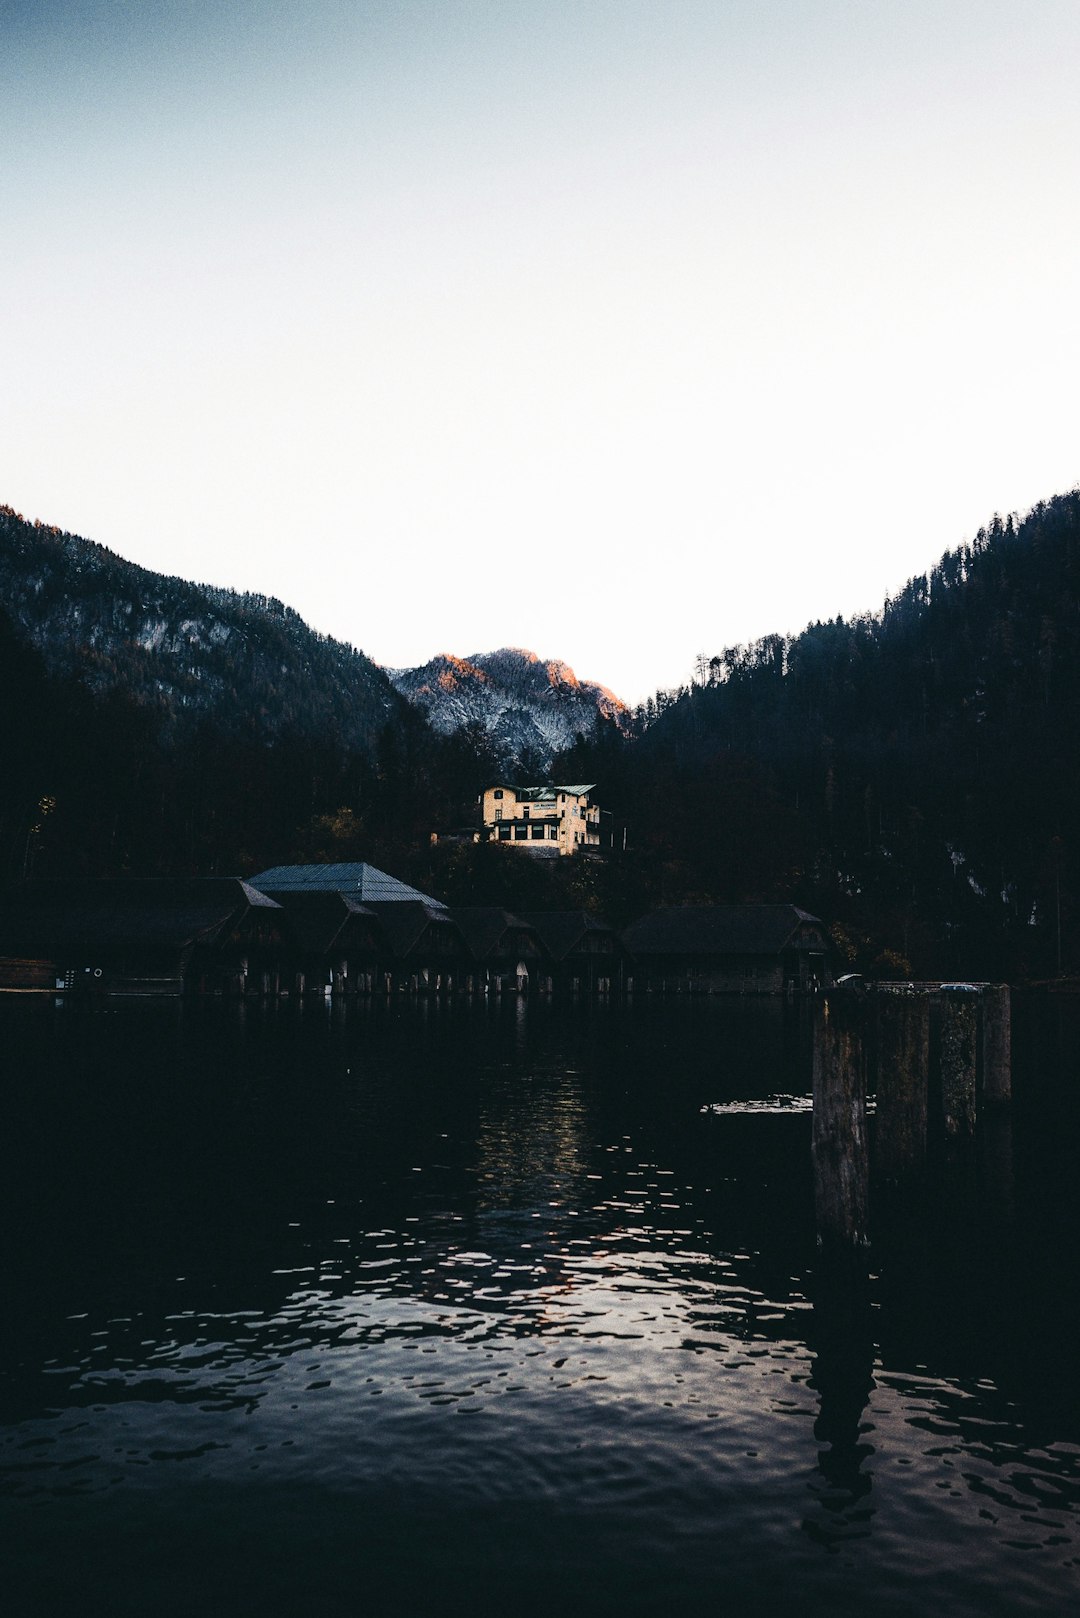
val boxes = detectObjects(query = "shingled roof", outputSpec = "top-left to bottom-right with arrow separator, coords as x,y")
515,909 -> 621,960
361,900 -> 464,959
448,907 -> 542,960
248,861 -> 444,907
622,905 -> 827,957
0,878 -> 279,957
267,890 -> 381,955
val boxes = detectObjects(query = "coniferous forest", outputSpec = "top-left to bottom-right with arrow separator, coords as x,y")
3,492 -> 1080,981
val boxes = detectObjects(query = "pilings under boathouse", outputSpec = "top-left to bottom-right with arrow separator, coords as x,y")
812,981 -> 1012,1256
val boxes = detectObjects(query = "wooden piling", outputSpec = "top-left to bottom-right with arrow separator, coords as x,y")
979,984 -> 1012,1107
940,988 -> 979,1140
873,991 -> 930,1186
812,986 -> 870,1253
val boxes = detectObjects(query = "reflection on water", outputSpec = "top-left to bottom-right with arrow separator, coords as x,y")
1,994 -> 1078,1616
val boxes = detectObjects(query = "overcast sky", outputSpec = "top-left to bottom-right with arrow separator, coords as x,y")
4,1 -> 1079,704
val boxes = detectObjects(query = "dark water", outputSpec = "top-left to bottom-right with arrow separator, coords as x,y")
2,994 -> 1079,1617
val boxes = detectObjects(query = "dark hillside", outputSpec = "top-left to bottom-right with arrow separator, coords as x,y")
0,505 -> 405,751
0,509 -> 475,882
559,492 -> 1080,978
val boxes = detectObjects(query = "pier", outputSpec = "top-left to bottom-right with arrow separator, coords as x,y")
812,980 -> 1012,1255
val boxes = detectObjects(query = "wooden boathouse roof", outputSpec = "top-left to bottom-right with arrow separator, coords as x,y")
0,878 -> 280,956
265,890 -> 381,955
621,904 -> 828,958
515,910 -> 623,960
361,900 -> 464,959
447,907 -> 543,961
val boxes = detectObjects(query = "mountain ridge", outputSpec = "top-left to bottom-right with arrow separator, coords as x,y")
0,504 -> 408,751
388,647 -> 628,770
0,506 -> 626,769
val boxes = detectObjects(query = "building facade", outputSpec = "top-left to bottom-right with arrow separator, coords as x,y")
479,784 -> 602,856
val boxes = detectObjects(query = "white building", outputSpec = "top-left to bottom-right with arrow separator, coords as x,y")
479,783 -> 603,856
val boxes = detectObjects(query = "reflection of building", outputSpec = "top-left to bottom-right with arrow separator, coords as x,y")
479,784 -> 604,856
622,905 -> 833,994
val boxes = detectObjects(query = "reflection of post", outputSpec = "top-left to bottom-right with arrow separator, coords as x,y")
807,1265 -> 876,1541
874,992 -> 930,1187
812,985 -> 869,1256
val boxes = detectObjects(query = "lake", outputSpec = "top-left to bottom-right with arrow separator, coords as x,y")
2,993 -> 1079,1616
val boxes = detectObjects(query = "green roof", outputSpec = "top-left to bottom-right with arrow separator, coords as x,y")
493,783 -> 595,801
248,862 -> 444,906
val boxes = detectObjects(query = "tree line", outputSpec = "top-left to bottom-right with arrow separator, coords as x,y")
4,491 -> 1080,979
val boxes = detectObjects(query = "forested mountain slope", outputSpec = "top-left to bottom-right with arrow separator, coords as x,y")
6,488 -> 1080,977
0,505 -> 404,750
393,477 -> 1080,979
607,492 -> 1080,976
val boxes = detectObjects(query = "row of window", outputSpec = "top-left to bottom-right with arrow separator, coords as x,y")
493,804 -> 584,822
491,790 -> 582,807
494,825 -> 591,844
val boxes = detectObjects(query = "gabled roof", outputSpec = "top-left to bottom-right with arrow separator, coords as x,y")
248,861 -> 444,907
515,909 -> 620,960
361,900 -> 464,958
489,784 -> 595,801
0,878 -> 280,957
268,890 -> 381,954
621,904 -> 827,958
447,906 -> 541,960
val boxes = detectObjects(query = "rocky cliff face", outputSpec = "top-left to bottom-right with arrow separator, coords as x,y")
389,648 -> 628,768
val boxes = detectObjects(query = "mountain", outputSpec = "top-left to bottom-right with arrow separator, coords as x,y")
597,490 -> 1080,979
388,648 -> 628,769
0,505 -> 405,751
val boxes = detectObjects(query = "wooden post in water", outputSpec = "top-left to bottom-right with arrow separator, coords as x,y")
873,990 -> 930,1186
812,985 -> 870,1255
940,987 -> 979,1140
979,984 -> 1012,1108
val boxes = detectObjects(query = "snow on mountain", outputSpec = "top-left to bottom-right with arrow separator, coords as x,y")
0,508 -> 627,770
388,647 -> 628,768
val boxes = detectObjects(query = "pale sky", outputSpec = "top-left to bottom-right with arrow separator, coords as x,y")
4,1 -> 1079,705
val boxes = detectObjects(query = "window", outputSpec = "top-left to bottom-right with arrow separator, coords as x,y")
495,809 -> 502,821
499,825 -> 511,840
514,825 -> 528,840
522,807 -> 529,819
531,824 -> 545,839
493,788 -> 503,799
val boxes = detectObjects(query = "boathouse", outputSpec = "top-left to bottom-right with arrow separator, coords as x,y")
448,907 -> 547,992
362,900 -> 468,993
621,904 -> 833,994
516,910 -> 628,993
0,879 -> 286,996
268,890 -> 385,996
